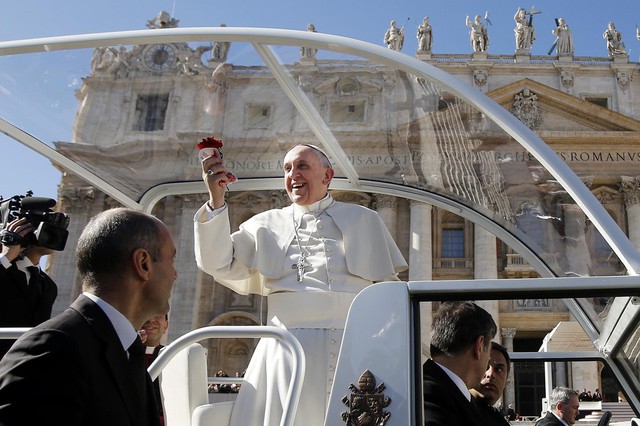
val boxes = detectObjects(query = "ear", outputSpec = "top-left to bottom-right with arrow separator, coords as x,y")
323,167 -> 335,185
473,335 -> 486,360
132,248 -> 153,280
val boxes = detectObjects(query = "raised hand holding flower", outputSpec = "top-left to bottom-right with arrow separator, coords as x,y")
197,136 -> 237,186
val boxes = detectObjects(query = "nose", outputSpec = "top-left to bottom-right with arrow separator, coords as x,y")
485,366 -> 495,380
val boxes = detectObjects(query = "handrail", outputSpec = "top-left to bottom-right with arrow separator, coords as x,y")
148,325 -> 305,426
0,328 -> 30,339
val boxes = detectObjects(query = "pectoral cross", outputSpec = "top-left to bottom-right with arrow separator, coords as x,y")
293,252 -> 308,282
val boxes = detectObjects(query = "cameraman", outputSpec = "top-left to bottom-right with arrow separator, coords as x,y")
0,216 -> 59,359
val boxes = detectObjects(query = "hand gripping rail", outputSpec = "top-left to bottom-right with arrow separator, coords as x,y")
147,325 -> 305,426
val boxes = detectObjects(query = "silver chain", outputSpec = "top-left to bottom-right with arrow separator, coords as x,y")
291,204 -> 331,282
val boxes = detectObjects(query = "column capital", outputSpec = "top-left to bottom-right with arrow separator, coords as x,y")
375,194 -> 398,210
177,193 -> 209,208
59,186 -> 96,209
409,199 -> 432,210
620,176 -> 640,206
501,327 -> 517,339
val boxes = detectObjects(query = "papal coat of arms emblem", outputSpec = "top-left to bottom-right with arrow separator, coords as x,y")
341,370 -> 391,426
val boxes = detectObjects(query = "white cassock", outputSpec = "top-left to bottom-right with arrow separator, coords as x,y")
194,195 -> 407,426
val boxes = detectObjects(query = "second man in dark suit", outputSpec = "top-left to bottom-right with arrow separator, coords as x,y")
536,386 -> 580,425
470,342 -> 512,425
423,301 -> 497,426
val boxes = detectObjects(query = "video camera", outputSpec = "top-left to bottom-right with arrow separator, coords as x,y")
0,192 -> 70,251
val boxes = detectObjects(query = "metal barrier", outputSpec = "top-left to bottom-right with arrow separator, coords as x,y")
0,328 -> 30,339
148,325 -> 305,426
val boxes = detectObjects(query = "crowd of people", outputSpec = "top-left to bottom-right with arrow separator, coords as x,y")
208,370 -> 244,394
578,388 -> 603,402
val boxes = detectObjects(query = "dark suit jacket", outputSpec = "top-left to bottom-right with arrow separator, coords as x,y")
475,399 -> 511,425
423,358 -> 485,426
0,263 -> 57,358
535,412 -> 565,425
0,295 -> 160,426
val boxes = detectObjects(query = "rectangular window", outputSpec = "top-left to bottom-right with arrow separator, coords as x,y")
329,100 -> 365,123
133,94 -> 169,131
583,97 -> 608,109
245,104 -> 272,129
441,228 -> 464,258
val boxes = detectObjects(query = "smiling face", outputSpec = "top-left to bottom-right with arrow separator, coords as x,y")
283,145 -> 334,206
474,348 -> 509,406
141,314 -> 169,347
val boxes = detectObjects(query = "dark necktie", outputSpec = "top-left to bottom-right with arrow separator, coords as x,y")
26,266 -> 41,304
128,336 -> 149,419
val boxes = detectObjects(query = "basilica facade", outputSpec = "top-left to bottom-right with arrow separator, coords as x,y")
45,12 -> 640,416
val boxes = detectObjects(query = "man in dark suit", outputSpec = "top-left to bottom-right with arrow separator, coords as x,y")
0,208 -> 177,426
423,301 -> 497,426
0,217 -> 59,359
536,386 -> 580,425
470,342 -> 512,425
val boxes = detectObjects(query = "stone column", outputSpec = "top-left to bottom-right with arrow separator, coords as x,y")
562,204 -> 590,276
474,224 -> 499,330
502,328 -> 517,411
620,176 -> 640,250
409,201 -> 433,362
166,194 -> 204,342
49,184 -> 100,314
377,194 -> 399,240
555,361 -> 567,387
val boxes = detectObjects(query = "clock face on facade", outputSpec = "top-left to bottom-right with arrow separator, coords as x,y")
143,44 -> 176,72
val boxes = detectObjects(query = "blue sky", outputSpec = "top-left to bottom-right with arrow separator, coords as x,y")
1,0 -> 639,201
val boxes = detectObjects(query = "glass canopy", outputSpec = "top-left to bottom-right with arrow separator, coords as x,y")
1,26 -> 640,412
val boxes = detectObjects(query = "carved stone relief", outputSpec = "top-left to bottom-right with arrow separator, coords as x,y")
616,72 -> 631,90
473,69 -> 488,87
560,71 -> 574,88
510,88 -> 542,130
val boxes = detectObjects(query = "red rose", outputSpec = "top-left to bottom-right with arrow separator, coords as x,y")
197,136 -> 223,150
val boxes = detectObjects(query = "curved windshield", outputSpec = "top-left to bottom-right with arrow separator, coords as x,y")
2,28 -> 640,413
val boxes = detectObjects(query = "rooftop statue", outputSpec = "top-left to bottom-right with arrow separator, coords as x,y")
300,23 -> 318,59
416,17 -> 432,53
466,14 -> 489,53
551,18 -> 573,56
211,24 -> 230,62
146,10 -> 179,29
603,22 -> 626,56
514,7 -> 539,51
384,20 -> 405,51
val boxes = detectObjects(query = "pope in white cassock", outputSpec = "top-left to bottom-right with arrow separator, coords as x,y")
194,144 -> 408,426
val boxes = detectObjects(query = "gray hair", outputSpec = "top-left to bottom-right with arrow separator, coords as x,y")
549,386 -> 579,409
